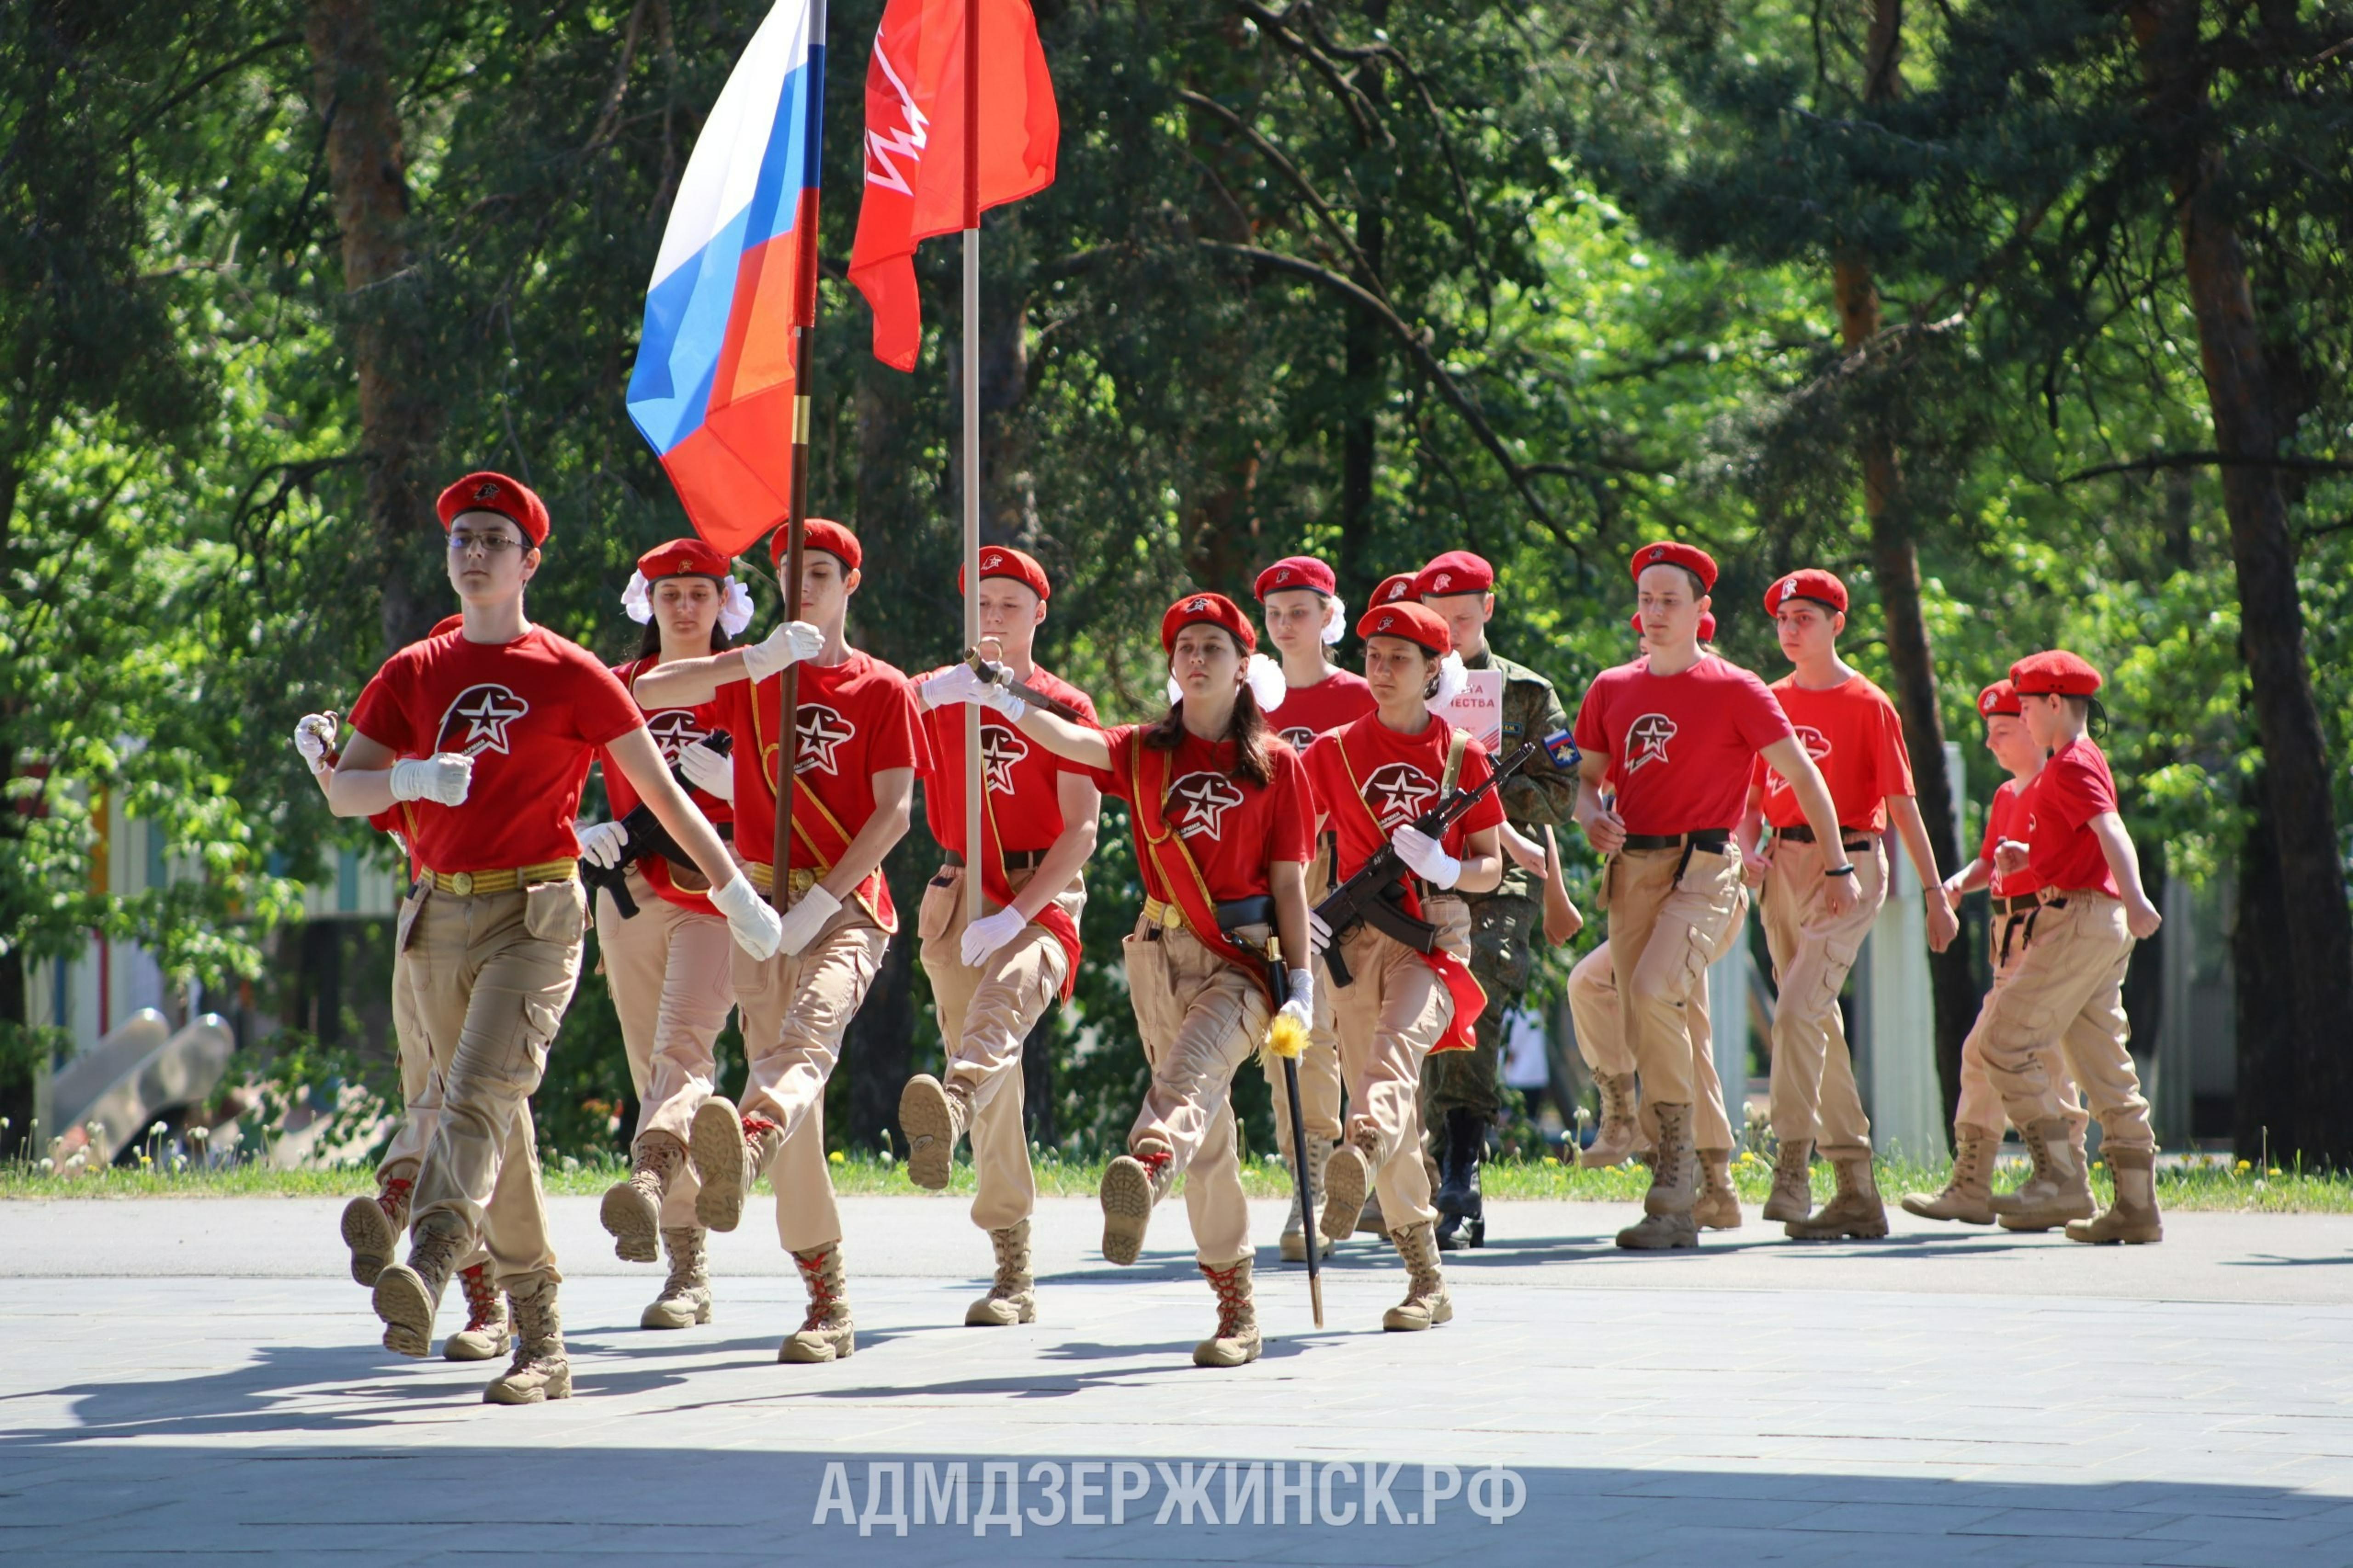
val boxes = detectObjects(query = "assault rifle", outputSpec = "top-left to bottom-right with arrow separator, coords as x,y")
1316,740 -> 1537,987
582,731 -> 734,920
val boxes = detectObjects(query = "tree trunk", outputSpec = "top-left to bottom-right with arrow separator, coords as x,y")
1335,199 -> 1385,591
304,0 -> 440,653
2232,773 -> 2295,1159
2131,0 -> 2353,1162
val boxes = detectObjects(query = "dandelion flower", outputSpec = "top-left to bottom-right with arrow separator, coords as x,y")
2237,1159 -> 2252,1171
828,1150 -> 846,1165
1542,1155 -> 1559,1168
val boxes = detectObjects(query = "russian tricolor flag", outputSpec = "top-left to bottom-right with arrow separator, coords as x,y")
628,0 -> 826,559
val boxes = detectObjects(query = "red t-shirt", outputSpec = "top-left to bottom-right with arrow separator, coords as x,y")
914,665 -> 1099,856
1267,670 -> 1377,754
1752,673 -> 1915,832
710,650 -> 924,869
2023,737 -> 2121,898
1572,654 -> 1795,835
1982,776 -> 2041,898
1089,725 -> 1315,902
600,654 -> 733,916
349,626 -> 642,875
1303,715 -> 1506,883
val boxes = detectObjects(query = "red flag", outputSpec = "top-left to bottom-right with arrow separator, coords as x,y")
848,0 -> 1058,371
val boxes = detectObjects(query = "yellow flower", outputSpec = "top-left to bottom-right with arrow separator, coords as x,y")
2269,1167 -> 2283,1177
828,1150 -> 845,1164
2092,1160 -> 2104,1170
1541,1155 -> 1559,1167
2237,1159 -> 2252,1171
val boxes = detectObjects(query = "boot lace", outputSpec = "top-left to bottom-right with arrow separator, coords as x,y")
458,1264 -> 502,1332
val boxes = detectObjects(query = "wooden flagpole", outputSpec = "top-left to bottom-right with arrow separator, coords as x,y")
961,0 -> 983,929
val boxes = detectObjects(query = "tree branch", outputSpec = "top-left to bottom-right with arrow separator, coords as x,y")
1177,89 -> 1389,301
2058,451 -> 2353,485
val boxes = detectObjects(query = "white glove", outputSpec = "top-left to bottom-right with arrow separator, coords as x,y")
1392,824 -> 1462,889
1308,908 -> 1333,958
293,714 -> 335,775
1277,967 -> 1315,1033
920,665 -> 986,709
574,819 -> 627,869
961,905 -> 1029,968
741,619 -> 825,682
390,753 -> 473,807
774,885 -> 841,958
710,872 -> 784,960
677,740 -> 734,800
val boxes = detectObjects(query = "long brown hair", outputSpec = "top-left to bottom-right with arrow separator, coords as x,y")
634,580 -> 734,661
1142,630 -> 1275,788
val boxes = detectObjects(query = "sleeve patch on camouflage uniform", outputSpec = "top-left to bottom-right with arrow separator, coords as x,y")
1544,728 -> 1580,768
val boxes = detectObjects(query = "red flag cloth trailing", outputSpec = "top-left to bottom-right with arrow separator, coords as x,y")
848,0 -> 1059,371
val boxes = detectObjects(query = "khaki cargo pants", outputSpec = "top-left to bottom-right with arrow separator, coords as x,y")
1762,836 -> 1887,1159
1953,903 -> 2090,1141
1978,892 -> 2152,1153
1564,915 -> 1742,1152
1327,895 -> 1473,1234
1603,843 -> 1747,1121
1121,918 -> 1268,1265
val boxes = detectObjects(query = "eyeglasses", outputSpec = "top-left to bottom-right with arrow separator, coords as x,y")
448,531 -> 527,555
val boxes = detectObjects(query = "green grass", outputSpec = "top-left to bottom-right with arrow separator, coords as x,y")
6,1148 -> 2350,1212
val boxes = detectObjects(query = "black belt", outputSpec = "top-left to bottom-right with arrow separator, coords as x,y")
1776,825 -> 1875,852
1995,896 -> 2046,968
943,849 -> 1050,872
1215,894 -> 1276,931
1621,830 -> 1730,853
1992,894 -> 2041,916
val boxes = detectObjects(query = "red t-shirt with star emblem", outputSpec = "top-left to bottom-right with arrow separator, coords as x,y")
1982,776 -> 2041,898
1266,670 -> 1377,755
1571,654 -> 1794,835
913,664 -> 1099,856
710,649 -> 924,870
349,625 -> 642,875
1750,672 -> 1914,832
1303,714 -> 1506,882
2022,736 -> 2121,898
597,654 -> 733,916
1089,724 -> 1315,900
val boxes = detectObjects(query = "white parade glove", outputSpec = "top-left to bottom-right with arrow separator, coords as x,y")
741,619 -> 825,682
1392,824 -> 1462,889
774,885 -> 842,958
710,872 -> 785,960
1308,908 -> 1333,958
574,820 -> 628,869
293,714 -> 335,775
391,753 -> 473,807
975,680 -> 1027,721
677,739 -> 734,801
961,905 -> 1029,968
1277,967 -> 1315,1032
919,665 -> 986,710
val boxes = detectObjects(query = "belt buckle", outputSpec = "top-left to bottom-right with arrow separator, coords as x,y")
449,871 -> 474,897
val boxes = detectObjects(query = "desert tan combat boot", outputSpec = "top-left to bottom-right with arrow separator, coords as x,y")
642,1225 -> 713,1329
688,1097 -> 787,1233
600,1134 -> 684,1263
1579,1073 -> 1643,1168
1319,1128 -> 1379,1244
1279,1137 -> 1335,1263
899,1073 -> 971,1191
1100,1137 -> 1174,1265
1194,1256 -> 1262,1366
1784,1153 -> 1890,1240
1762,1137 -> 1813,1224
2066,1146 -> 2163,1245
1901,1127 -> 1997,1224
443,1263 -> 513,1361
341,1170 -> 413,1287
1615,1103 -> 1699,1250
781,1241 -> 856,1362
483,1274 -> 570,1404
1994,1117 -> 2097,1231
1694,1148 -> 1743,1230
373,1210 -> 469,1358
966,1218 -> 1037,1326
1382,1221 -> 1453,1330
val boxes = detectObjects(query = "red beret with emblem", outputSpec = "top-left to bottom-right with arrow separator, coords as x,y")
1766,568 -> 1849,615
431,613 -> 465,637
769,517 -> 861,571
1254,555 -> 1336,601
437,471 -> 550,546
1414,549 -> 1495,599
2009,649 -> 2104,697
1160,591 -> 1258,655
637,537 -> 731,583
1356,602 -> 1452,658
958,544 -> 1052,602
1630,540 -> 1718,592
1371,572 -> 1418,608
1977,679 -> 2022,718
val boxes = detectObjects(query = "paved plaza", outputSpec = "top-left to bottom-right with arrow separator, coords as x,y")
6,1193 -> 2353,1565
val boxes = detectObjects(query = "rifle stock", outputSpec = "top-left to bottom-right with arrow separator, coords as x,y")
581,732 -> 736,921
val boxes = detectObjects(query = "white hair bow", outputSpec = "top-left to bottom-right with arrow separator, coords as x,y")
1426,651 -> 1469,712
1320,595 -> 1348,647
621,571 -> 755,638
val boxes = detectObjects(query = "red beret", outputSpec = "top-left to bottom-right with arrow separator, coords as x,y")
1357,601 -> 1451,657
1700,612 -> 1718,642
1628,612 -> 1644,636
1160,591 -> 1257,655
1977,679 -> 2022,718
2009,649 -> 2104,698
770,517 -> 861,571
1767,568 -> 1848,615
1630,540 -> 1717,592
637,537 -> 731,583
1254,556 -> 1336,600
431,614 -> 465,637
1414,550 -> 1494,599
958,544 -> 1051,602
438,472 -> 549,546
1371,572 -> 1418,608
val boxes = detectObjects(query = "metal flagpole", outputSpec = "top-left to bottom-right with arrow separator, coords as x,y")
960,0 -> 983,931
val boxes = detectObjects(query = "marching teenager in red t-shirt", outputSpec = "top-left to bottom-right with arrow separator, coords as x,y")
329,473 -> 783,1405
1903,680 -> 2095,1227
1253,555 -> 1372,1263
1978,651 -> 2165,1244
633,519 -> 921,1362
1571,542 -> 1849,1252
900,545 -> 1102,1330
574,538 -> 749,1329
935,592 -> 1313,1367
1299,601 -> 1505,1333
1735,570 -> 1960,1241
